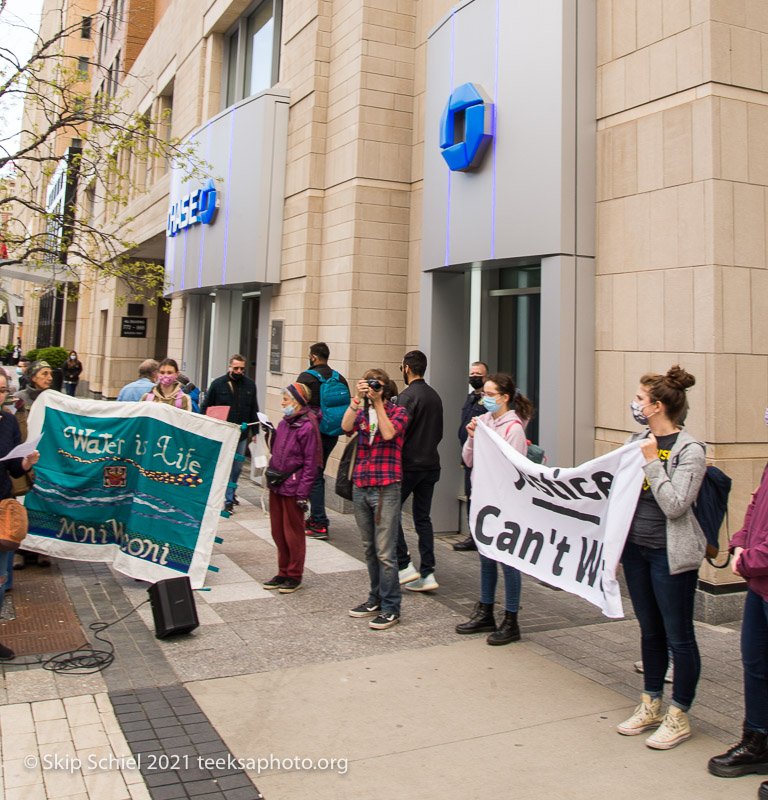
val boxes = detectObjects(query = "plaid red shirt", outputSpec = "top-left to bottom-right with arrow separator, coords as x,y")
351,402 -> 408,487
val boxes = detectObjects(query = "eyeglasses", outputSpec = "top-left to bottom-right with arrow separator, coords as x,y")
230,366 -> 245,372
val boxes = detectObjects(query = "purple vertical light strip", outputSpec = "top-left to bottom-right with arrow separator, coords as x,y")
444,10 -> 456,267
490,0 -> 500,259
221,107 -> 237,285
181,227 -> 188,290
197,121 -> 212,288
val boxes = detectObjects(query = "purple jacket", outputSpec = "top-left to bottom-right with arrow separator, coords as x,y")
731,463 -> 768,601
267,409 -> 320,498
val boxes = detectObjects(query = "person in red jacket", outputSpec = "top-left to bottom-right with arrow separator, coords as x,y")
709,410 -> 768,793
261,383 -> 320,595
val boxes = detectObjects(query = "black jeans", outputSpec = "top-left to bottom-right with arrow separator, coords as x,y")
396,469 -> 440,576
308,434 -> 338,526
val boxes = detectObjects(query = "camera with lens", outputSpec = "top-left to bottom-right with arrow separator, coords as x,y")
366,379 -> 383,392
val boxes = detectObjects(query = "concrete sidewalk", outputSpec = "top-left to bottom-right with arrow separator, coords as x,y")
189,639 -> 759,800
0,480 -> 757,800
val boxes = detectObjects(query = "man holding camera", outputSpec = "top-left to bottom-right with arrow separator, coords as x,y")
341,369 -> 408,630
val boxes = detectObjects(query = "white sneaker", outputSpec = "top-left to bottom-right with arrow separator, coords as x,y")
405,573 -> 439,592
633,660 -> 674,684
398,562 -> 419,585
645,706 -> 691,750
617,694 -> 663,736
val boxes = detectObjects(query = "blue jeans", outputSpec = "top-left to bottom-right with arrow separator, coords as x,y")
396,469 -> 440,576
63,381 -> 77,396
308,434 -> 338,527
621,541 -> 700,711
225,438 -> 248,503
742,589 -> 768,732
0,549 -> 10,614
353,483 -> 402,615
479,554 -> 521,612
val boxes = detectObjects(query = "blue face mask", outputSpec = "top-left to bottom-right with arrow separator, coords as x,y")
483,396 -> 501,414
283,403 -> 295,417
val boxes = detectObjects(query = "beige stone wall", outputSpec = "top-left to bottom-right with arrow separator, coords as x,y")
596,1 -> 768,581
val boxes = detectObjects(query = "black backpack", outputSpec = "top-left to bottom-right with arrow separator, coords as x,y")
692,465 -> 732,567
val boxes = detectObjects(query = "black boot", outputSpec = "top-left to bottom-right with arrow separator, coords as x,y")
760,780 -> 768,800
487,611 -> 520,645
708,725 -> 768,777
455,602 -> 496,634
453,536 -> 477,552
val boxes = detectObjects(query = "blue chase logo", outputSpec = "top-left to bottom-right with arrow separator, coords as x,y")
166,179 -> 218,238
439,83 -> 494,172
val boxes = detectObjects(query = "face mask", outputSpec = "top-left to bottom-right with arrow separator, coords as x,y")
15,367 -> 21,376
630,400 -> 655,425
483,395 -> 501,414
229,370 -> 243,381
765,407 -> 768,426
283,403 -> 295,417
158,374 -> 176,387
469,375 -> 484,390
70,355 -> 76,360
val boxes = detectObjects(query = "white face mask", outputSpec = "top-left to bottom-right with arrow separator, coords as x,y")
630,400 -> 656,425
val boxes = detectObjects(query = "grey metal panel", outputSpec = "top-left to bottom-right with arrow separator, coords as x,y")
574,256 -> 596,462
422,0 -> 590,270
576,0 -> 597,258
164,90 -> 290,296
538,255 -> 576,467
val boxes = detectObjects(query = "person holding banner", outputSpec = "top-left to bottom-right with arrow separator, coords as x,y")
0,370 -> 40,659
457,373 -> 534,645
617,365 -> 706,750
141,359 -> 193,411
708,440 -> 768,784
261,383 -> 320,594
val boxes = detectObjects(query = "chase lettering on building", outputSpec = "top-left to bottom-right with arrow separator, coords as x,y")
166,179 -> 218,238
439,82 -> 494,171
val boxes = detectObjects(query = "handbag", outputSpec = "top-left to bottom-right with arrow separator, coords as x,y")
0,497 -> 28,551
335,433 -> 358,501
264,465 -> 294,488
10,468 -> 34,497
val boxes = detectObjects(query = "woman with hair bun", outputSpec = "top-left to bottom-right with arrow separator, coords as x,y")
456,373 -> 535,645
616,365 -> 706,750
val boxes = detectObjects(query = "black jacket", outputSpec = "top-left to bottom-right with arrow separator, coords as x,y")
201,374 -> 259,440
62,361 -> 83,382
458,391 -> 486,447
0,412 -> 27,500
396,379 -> 443,472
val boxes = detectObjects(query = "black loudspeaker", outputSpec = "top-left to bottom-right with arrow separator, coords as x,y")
147,577 -> 199,639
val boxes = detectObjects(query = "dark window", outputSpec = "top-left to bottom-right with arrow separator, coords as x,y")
81,15 -> 92,39
77,56 -> 89,79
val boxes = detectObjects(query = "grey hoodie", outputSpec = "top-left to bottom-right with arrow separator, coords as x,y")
625,429 -> 707,574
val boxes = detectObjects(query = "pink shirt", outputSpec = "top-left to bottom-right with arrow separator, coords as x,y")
461,409 -> 527,469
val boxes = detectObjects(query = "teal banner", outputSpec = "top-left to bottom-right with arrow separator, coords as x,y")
23,392 -> 241,588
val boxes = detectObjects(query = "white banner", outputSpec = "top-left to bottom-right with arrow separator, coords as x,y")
470,424 -> 645,617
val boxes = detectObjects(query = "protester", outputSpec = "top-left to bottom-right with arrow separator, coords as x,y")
177,373 -> 200,413
11,362 -> 49,571
0,370 -> 40,659
201,354 -> 259,513
616,365 -> 705,750
454,361 -> 490,551
395,350 -> 443,591
456,373 -> 533,645
708,414 -> 768,785
261,383 -> 320,594
342,368 -> 408,630
16,356 -> 29,391
141,359 -> 192,411
297,342 -> 350,540
62,350 -> 83,397
117,359 -> 159,401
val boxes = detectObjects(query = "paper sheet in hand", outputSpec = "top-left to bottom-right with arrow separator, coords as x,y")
0,433 -> 42,462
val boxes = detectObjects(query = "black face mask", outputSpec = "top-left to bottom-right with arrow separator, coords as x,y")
469,375 -> 484,390
229,371 -> 244,382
